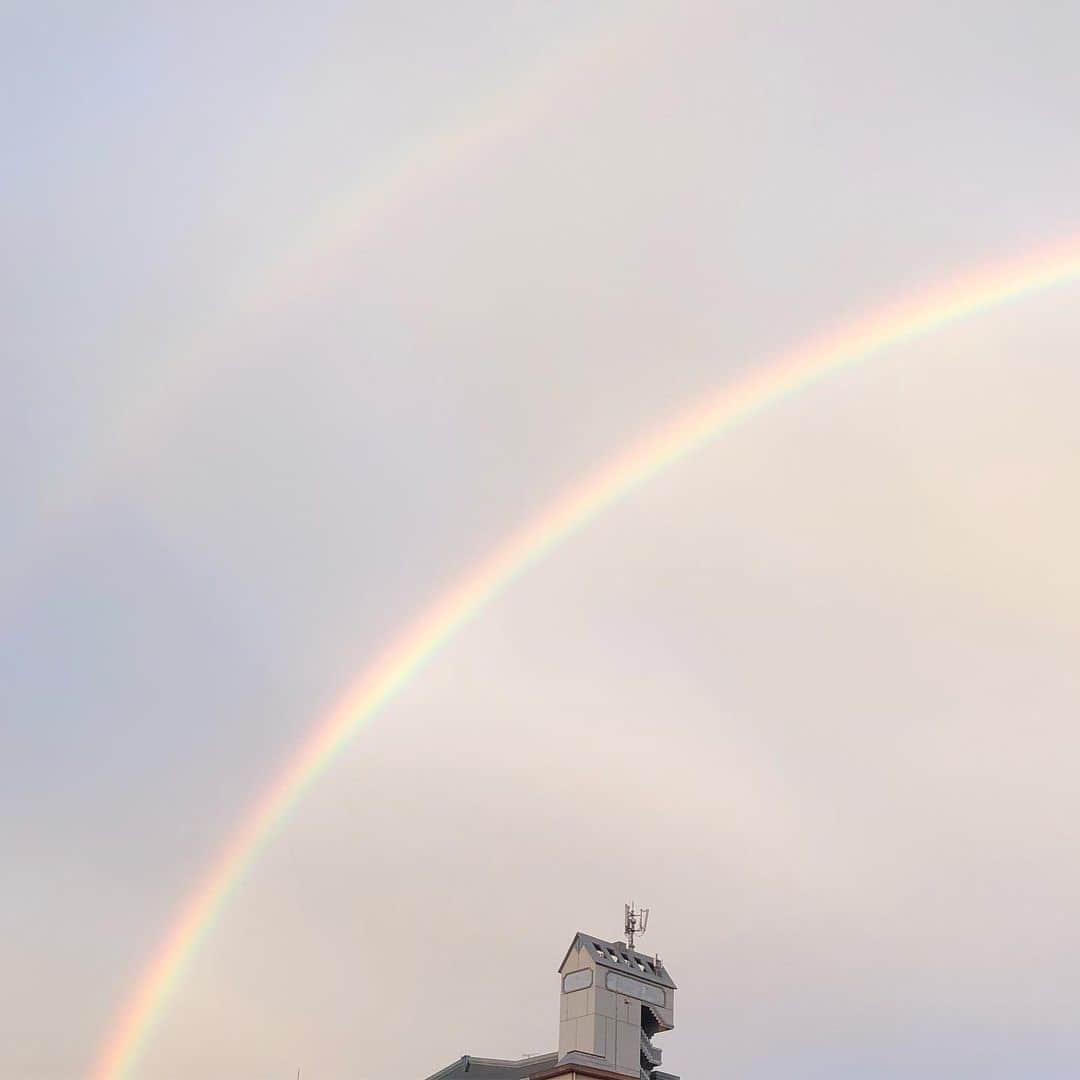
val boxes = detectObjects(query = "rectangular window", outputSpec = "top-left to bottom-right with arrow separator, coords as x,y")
605,971 -> 665,1007
562,968 -> 593,993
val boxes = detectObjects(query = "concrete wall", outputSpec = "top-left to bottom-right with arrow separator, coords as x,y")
558,941 -> 641,1078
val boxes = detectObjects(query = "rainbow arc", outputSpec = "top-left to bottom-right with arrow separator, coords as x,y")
94,237 -> 1080,1079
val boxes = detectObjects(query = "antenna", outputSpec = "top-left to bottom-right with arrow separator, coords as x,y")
624,902 -> 649,951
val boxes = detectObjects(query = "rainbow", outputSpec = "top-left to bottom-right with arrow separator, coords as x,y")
10,10 -> 646,605
93,237 -> 1080,1079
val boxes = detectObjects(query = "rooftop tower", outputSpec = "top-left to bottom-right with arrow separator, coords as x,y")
556,925 -> 676,1079
424,909 -> 679,1080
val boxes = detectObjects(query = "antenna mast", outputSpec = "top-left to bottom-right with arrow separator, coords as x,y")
624,902 -> 649,951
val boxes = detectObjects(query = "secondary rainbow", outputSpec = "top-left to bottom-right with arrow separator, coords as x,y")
94,237 -> 1080,1079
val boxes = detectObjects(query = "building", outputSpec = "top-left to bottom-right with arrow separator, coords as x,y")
423,925 -> 679,1080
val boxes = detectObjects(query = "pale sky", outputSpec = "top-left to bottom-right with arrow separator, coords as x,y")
4,3 -> 1080,1078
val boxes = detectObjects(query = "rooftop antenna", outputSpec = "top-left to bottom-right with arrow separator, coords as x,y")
624,902 -> 649,951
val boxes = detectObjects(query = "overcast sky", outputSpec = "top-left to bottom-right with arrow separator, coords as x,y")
4,3 -> 1080,1078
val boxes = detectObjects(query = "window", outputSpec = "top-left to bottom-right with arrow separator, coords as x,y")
605,971 -> 665,1007
563,969 -> 593,993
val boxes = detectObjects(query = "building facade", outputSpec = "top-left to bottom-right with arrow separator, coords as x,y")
424,930 -> 679,1080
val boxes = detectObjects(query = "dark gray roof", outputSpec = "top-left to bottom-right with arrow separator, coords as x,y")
423,1053 -> 557,1080
560,932 -> 677,990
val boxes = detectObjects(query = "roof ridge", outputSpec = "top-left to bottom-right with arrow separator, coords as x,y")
467,1053 -> 557,1066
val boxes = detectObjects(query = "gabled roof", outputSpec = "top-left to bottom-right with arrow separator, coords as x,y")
558,931 -> 676,990
423,1053 -> 558,1080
